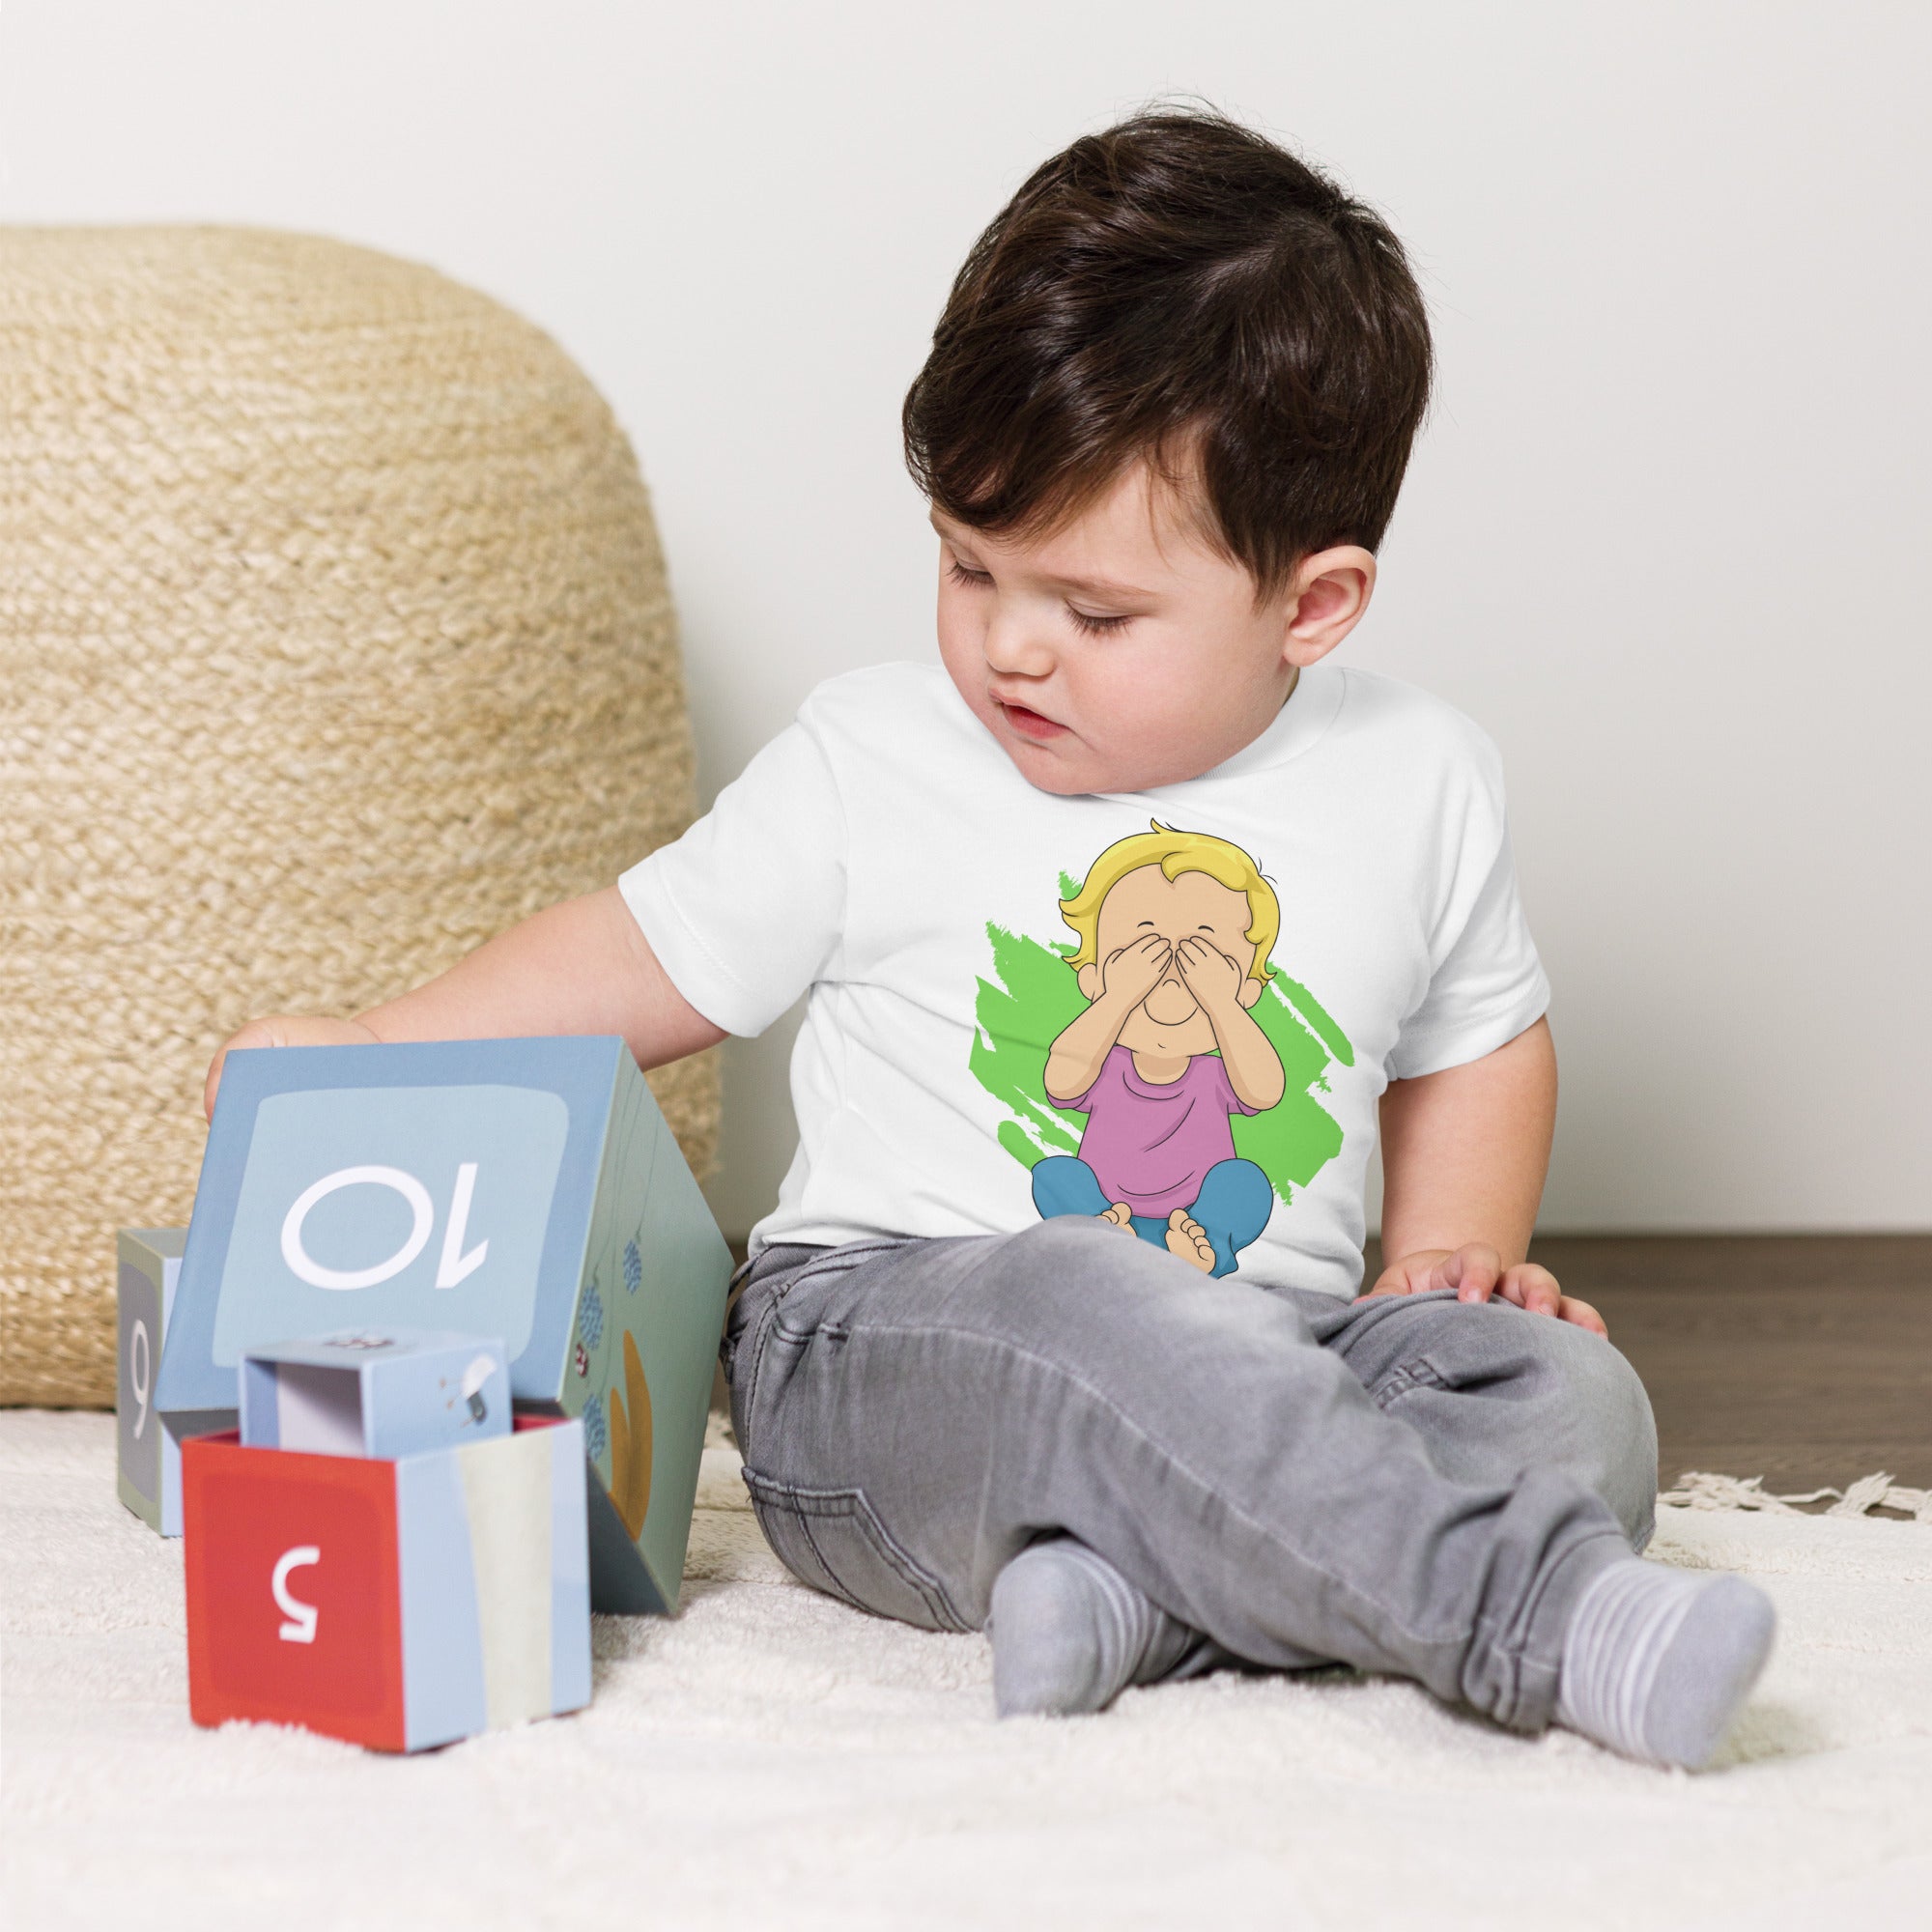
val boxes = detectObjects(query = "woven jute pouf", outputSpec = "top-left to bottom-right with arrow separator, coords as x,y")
1,227 -> 720,1406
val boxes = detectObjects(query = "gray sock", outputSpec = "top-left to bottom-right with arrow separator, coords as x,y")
987,1538 -> 1198,1719
1555,1558 -> 1776,1770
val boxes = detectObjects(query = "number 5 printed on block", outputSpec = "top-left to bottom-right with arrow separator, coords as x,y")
273,1546 -> 322,1643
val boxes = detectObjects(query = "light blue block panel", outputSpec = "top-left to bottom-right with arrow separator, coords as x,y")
393,1418 -> 590,1747
157,1036 -> 732,1612
566,1060 -> 734,1611
395,1445 -> 490,1751
547,1419 -> 592,1714
240,1330 -> 510,1460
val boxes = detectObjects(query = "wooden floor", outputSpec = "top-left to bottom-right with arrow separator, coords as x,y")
1374,1235 -> 1932,1492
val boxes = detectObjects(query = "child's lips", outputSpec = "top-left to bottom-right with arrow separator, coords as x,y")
996,698 -> 1068,742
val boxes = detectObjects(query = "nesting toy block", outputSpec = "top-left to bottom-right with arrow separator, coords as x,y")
156,1037 -> 733,1613
241,1331 -> 510,1459
117,1229 -> 220,1535
185,1415 -> 590,1751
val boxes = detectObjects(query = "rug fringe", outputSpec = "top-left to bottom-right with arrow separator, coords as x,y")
1660,1470 -> 1932,1522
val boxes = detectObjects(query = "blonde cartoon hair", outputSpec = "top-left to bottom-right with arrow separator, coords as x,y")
1059,821 -> 1280,982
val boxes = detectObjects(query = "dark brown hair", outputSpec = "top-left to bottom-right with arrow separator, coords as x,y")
903,109 -> 1433,596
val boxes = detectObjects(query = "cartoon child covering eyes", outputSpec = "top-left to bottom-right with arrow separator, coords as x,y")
1035,822 -> 1284,1276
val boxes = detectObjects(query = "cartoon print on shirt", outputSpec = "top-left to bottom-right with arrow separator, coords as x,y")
971,821 -> 1355,1277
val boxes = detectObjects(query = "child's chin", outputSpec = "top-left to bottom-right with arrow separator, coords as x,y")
1141,997 -> 1203,1029
1122,1015 -> 1206,1050
997,740 -> 1107,796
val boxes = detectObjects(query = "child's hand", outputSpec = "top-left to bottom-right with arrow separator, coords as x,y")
1173,934 -> 1244,1011
204,1015 -> 382,1122
1098,934 -> 1173,1009
1360,1243 -> 1607,1336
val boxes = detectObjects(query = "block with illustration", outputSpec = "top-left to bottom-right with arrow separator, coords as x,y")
117,1228 -> 222,1536
155,1036 -> 732,1611
240,1330 -> 510,1460
184,1414 -> 591,1752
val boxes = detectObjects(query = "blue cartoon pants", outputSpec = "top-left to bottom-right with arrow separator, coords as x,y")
1030,1154 -> 1274,1278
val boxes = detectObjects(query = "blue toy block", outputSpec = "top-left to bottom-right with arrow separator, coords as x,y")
240,1330 -> 510,1460
185,1415 -> 591,1751
117,1229 -> 227,1536
155,1037 -> 732,1612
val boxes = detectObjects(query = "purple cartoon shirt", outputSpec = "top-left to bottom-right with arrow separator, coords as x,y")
1067,1045 -> 1261,1218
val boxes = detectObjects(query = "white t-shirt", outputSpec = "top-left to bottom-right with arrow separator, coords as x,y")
619,662 -> 1548,1300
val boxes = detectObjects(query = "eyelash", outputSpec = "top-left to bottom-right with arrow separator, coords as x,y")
947,561 -> 1134,637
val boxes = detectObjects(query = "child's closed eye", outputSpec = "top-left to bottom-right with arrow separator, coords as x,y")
1067,605 -> 1133,637
947,559 -> 993,589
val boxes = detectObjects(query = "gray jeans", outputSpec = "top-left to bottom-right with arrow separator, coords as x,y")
724,1217 -> 1658,1731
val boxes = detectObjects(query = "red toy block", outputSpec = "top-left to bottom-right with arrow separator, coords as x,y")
183,1417 -> 589,1752
184,1433 -> 406,1748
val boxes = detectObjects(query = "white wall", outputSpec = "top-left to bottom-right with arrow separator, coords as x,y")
7,1 -> 1927,1236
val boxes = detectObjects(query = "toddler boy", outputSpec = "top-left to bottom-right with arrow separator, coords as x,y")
211,111 -> 1774,1767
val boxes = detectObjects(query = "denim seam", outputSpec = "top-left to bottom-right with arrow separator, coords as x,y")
743,1471 -> 969,1632
739,1470 -> 864,1611
1465,1524 -> 1626,1728
737,1256 -> 854,1427
1370,1357 -> 1446,1410
788,1507 -> 871,1617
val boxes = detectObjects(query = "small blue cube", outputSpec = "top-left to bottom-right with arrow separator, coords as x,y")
240,1330 -> 510,1461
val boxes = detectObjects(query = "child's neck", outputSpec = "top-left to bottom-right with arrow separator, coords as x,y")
1129,1045 -> 1193,1086
1173,661 -> 1301,784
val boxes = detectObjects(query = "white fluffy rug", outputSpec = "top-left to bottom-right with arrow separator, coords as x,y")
6,1411 -> 1930,1932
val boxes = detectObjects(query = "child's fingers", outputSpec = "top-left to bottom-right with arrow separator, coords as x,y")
1359,1248 -> 1458,1300
1175,936 -> 1231,984
1498,1264 -> 1563,1318
1359,1254 -> 1427,1299
204,1018 -> 277,1121
204,1014 -> 377,1120
1558,1295 -> 1609,1337
1437,1243 -> 1501,1302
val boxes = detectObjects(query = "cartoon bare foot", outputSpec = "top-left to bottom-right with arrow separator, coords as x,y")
1166,1210 -> 1216,1273
1097,1202 -> 1135,1230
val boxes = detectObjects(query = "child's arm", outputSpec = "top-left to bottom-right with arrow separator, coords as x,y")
1043,935 -> 1173,1103
203,886 -> 725,1120
1365,1017 -> 1605,1333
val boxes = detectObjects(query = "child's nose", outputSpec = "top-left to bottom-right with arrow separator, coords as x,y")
981,614 -> 1057,678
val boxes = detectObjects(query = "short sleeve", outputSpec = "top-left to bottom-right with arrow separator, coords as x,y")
1387,820 -> 1550,1081
1220,1053 -> 1264,1118
617,715 -> 846,1037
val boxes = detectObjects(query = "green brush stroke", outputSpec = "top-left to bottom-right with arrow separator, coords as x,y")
970,923 -> 1089,1162
970,922 -> 1352,1208
1267,972 -> 1355,1069
1231,980 -> 1346,1199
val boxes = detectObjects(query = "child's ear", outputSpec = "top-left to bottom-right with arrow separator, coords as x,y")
1278,545 -> 1377,670
1077,962 -> 1101,1001
1237,979 -> 1264,1009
